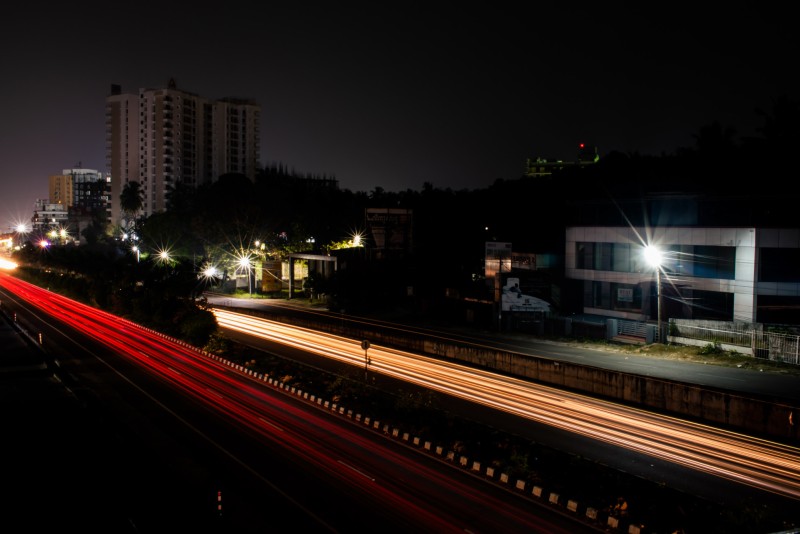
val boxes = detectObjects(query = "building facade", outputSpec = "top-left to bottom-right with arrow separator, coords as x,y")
105,79 -> 260,223
31,199 -> 69,236
49,168 -> 111,221
48,173 -> 73,206
565,226 -> 800,326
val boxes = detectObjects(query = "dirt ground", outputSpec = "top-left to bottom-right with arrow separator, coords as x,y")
564,338 -> 800,377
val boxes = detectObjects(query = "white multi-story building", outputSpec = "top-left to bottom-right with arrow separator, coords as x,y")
565,226 -> 800,325
31,199 -> 69,234
105,79 -> 260,223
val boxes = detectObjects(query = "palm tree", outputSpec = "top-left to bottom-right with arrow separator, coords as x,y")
120,181 -> 144,229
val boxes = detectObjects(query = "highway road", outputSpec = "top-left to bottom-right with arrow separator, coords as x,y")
0,272 -> 599,533
205,295 -> 800,532
212,308 -> 800,500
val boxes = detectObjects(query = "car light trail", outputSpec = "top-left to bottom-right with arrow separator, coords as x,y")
212,307 -> 800,501
0,272 -> 579,533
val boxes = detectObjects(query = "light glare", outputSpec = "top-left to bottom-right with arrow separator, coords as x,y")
644,245 -> 663,268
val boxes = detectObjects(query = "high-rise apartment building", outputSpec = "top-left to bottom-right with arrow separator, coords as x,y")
105,79 -> 260,223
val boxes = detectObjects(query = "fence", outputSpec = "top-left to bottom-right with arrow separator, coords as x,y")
537,315 -> 800,366
669,319 -> 800,366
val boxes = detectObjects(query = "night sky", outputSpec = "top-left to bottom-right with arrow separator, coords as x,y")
1,4 -> 796,228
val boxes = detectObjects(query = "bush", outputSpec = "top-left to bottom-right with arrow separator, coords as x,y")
699,340 -> 724,355
178,307 -> 217,346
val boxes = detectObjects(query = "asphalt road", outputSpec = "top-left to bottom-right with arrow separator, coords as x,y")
209,299 -> 800,515
4,289 -> 800,533
0,294 -> 603,534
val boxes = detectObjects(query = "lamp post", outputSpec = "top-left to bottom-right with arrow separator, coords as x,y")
644,245 -> 663,343
14,223 -> 29,249
655,267 -> 663,342
238,254 -> 252,297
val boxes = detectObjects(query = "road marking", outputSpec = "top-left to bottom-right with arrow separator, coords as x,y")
337,460 -> 375,481
258,417 -> 285,432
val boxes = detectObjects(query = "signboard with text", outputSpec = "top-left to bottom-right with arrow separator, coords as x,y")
485,242 -> 512,278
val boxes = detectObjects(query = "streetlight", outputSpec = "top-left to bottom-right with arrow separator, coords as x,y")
202,265 -> 220,280
238,253 -> 253,297
644,245 -> 663,343
195,263 -> 221,299
13,223 -> 29,249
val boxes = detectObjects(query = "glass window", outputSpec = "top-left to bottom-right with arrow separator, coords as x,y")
592,281 -> 603,307
576,242 -> 592,269
691,245 -> 735,280
612,243 -> 630,272
595,242 -> 612,271
760,248 -> 800,282
690,289 -> 733,320
611,283 -> 641,311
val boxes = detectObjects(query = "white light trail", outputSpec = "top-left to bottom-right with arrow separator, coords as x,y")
213,307 -> 800,501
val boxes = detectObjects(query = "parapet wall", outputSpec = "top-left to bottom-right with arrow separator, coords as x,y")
419,337 -> 798,442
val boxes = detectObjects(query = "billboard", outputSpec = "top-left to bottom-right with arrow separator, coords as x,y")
366,208 -> 413,252
502,277 -> 551,313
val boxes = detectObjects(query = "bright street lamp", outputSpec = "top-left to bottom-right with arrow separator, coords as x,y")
644,245 -> 664,343
13,223 -> 29,248
238,253 -> 253,296
194,263 -> 221,299
202,265 -> 220,280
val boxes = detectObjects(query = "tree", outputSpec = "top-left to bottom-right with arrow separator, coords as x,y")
120,181 -> 144,227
